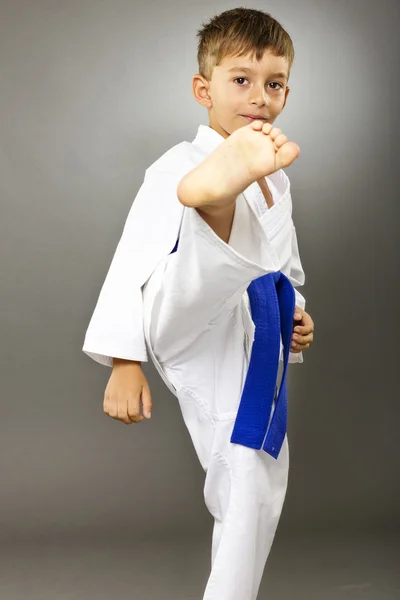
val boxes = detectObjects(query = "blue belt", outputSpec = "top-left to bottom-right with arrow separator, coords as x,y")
230,271 -> 295,459
170,237 -> 296,460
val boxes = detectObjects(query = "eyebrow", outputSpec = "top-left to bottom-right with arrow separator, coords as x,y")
227,66 -> 288,80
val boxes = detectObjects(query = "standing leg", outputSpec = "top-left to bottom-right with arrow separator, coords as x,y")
201,417 -> 289,600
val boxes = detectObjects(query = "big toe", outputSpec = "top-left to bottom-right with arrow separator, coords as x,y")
276,142 -> 300,169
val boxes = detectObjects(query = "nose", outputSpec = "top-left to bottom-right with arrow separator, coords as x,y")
249,84 -> 268,107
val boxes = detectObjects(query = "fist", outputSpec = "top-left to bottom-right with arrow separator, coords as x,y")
103,359 -> 152,424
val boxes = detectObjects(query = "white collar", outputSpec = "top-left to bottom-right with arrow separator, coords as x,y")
191,124 -> 226,154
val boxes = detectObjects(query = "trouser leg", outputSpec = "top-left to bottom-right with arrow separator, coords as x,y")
173,392 -> 289,600
201,417 -> 289,600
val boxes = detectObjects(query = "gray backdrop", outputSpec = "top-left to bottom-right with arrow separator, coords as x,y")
1,0 -> 399,547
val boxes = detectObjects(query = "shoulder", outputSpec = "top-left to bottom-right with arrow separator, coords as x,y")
146,139 -> 205,178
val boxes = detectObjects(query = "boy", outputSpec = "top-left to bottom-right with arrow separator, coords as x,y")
83,7 -> 314,600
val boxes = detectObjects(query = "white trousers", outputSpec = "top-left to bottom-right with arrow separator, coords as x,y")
142,205 -> 290,600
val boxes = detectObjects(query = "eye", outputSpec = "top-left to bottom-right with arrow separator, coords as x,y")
234,77 -> 249,85
269,82 -> 283,90
233,78 -> 284,90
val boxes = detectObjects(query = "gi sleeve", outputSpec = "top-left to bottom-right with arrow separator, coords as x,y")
82,168 -> 184,367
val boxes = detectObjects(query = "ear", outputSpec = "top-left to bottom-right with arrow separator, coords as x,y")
192,74 -> 212,108
281,86 -> 290,111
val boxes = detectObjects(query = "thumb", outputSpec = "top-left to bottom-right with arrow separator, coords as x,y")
141,384 -> 153,419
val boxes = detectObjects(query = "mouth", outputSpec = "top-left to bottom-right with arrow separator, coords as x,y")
240,114 -> 268,122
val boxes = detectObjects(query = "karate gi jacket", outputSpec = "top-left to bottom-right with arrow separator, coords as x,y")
82,124 -> 306,368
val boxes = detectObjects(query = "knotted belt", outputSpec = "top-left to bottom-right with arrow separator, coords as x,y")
170,238 -> 296,460
230,271 -> 296,459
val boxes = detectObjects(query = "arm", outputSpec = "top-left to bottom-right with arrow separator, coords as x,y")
288,224 -> 306,364
82,169 -> 184,367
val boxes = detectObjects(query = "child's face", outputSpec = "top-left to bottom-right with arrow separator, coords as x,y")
194,49 -> 291,139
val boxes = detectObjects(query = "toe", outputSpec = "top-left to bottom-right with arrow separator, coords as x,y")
276,141 -> 301,169
269,127 -> 282,139
275,133 -> 288,147
262,122 -> 272,135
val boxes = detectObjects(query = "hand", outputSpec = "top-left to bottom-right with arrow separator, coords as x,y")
291,307 -> 314,354
103,359 -> 153,424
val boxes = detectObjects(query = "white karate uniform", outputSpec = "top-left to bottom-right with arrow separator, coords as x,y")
83,124 -> 306,600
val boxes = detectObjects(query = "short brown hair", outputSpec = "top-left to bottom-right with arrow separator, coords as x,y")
196,7 -> 295,81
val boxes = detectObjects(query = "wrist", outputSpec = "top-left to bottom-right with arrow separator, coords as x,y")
112,358 -> 142,368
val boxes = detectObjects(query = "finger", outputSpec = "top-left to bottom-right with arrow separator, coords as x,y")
127,413 -> 143,424
293,324 -> 313,334
293,340 -> 312,350
292,333 -> 314,345
290,342 -> 310,352
126,411 -> 143,424
297,343 -> 310,351
126,394 -> 143,424
141,384 -> 153,419
119,414 -> 142,424
107,411 -> 142,424
294,338 -> 311,348
103,393 -> 110,414
303,312 -> 313,323
293,325 -> 304,333
302,313 -> 314,328
104,393 -> 118,418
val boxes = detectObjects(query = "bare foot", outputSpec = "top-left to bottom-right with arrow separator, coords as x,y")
177,120 -> 300,209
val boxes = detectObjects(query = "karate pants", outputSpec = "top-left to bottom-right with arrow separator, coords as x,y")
141,206 -> 290,600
